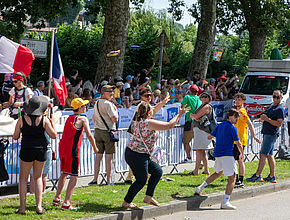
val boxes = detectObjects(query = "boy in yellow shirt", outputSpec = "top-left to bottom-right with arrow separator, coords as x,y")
233,93 -> 261,187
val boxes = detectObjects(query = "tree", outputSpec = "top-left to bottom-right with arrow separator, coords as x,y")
217,0 -> 289,59
94,0 -> 130,82
0,0 -> 77,40
169,0 -> 217,79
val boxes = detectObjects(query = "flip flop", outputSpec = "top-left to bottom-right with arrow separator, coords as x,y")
202,171 -> 210,175
122,202 -> 140,210
143,198 -> 161,207
15,209 -> 26,215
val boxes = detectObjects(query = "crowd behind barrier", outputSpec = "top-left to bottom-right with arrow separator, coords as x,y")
0,119 -> 288,188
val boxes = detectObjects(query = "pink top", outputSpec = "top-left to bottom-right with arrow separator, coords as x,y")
128,119 -> 158,154
209,84 -> 216,99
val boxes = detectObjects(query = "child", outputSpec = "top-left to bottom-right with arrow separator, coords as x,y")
195,108 -> 243,210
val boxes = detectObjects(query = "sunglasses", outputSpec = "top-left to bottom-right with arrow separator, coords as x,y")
12,80 -> 18,83
273,95 -> 281,99
143,94 -> 152,98
200,95 -> 209,99
105,90 -> 113,93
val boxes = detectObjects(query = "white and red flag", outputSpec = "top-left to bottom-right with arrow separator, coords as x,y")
0,35 -> 35,76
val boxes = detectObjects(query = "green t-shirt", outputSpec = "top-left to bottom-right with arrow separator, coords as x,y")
181,94 -> 201,122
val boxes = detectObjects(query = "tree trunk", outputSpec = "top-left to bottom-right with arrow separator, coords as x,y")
240,0 -> 267,59
248,29 -> 266,59
188,0 -> 216,79
95,0 -> 130,83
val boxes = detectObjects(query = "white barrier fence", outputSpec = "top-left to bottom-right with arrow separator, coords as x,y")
0,119 -> 287,188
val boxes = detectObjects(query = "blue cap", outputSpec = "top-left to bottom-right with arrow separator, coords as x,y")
210,78 -> 216,83
126,75 -> 134,81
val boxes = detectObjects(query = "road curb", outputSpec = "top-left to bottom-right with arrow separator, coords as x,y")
82,179 -> 290,220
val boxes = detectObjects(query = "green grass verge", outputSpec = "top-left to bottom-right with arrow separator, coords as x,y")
0,159 -> 289,219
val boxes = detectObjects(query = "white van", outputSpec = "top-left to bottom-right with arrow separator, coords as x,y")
239,59 -> 290,116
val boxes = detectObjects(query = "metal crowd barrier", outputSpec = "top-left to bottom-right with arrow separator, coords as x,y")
0,120 -> 288,188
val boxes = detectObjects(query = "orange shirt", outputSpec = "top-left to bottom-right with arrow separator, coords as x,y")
234,107 -> 250,146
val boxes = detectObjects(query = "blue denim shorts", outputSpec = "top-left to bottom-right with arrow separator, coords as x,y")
260,134 -> 278,155
43,147 -> 52,175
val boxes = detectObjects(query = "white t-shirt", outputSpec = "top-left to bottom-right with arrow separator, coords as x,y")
93,98 -> 118,130
123,82 -> 130,90
9,87 -> 34,115
285,97 -> 290,122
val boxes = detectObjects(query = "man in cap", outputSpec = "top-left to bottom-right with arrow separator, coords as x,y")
53,98 -> 98,211
89,85 -> 119,185
180,84 -> 201,163
123,75 -> 134,90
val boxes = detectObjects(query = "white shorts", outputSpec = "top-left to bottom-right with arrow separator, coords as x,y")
214,156 -> 237,176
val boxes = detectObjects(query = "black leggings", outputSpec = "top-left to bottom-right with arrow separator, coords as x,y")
124,147 -> 163,203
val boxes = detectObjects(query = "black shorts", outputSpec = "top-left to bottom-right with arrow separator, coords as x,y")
288,122 -> 290,136
233,144 -> 245,160
20,147 -> 47,162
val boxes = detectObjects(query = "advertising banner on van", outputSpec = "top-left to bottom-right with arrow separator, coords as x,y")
244,103 -> 267,116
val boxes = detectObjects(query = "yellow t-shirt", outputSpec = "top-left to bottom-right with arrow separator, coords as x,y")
114,88 -> 120,98
234,107 -> 250,146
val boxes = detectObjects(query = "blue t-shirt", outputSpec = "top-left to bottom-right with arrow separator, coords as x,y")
211,120 -> 239,157
170,87 -> 176,103
261,104 -> 285,136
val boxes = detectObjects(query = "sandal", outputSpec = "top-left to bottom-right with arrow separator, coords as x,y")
36,208 -> 46,215
122,202 -> 140,210
188,171 -> 198,176
202,171 -> 210,175
15,209 -> 26,215
143,198 -> 161,207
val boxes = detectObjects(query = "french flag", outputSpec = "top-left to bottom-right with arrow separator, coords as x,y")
52,36 -> 67,106
0,35 -> 35,76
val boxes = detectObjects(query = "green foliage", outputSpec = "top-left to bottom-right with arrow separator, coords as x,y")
27,24 -> 103,86
0,0 -> 78,40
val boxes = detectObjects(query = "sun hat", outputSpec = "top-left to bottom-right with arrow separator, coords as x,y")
101,85 -> 115,94
71,98 -> 89,110
116,81 -> 124,87
23,96 -> 49,116
219,75 -> 227,81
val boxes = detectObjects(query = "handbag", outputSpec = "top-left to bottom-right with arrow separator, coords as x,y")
96,101 -> 119,142
137,122 -> 166,163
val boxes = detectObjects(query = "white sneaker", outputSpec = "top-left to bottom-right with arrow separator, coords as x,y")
221,202 -> 237,210
194,186 -> 203,196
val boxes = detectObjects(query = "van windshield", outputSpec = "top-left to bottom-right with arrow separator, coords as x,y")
240,75 -> 289,95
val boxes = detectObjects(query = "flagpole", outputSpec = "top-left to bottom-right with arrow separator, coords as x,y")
48,30 -> 54,98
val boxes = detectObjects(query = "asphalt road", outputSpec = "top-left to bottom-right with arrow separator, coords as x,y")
152,189 -> 290,220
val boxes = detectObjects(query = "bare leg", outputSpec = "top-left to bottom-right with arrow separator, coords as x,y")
42,174 -> 47,192
184,143 -> 191,158
225,174 -> 236,195
93,154 -> 103,182
256,154 -> 267,175
32,161 -> 45,211
267,155 -> 276,177
105,154 -> 113,183
55,173 -> 68,199
205,171 -> 223,185
64,176 -> 78,204
30,173 -> 35,194
18,160 -> 33,213
201,150 -> 209,174
237,157 -> 245,176
193,150 -> 201,175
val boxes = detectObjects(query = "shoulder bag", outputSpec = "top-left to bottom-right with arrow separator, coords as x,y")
96,101 -> 119,142
137,122 -> 165,163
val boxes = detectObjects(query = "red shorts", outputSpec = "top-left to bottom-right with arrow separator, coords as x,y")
60,155 -> 80,176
